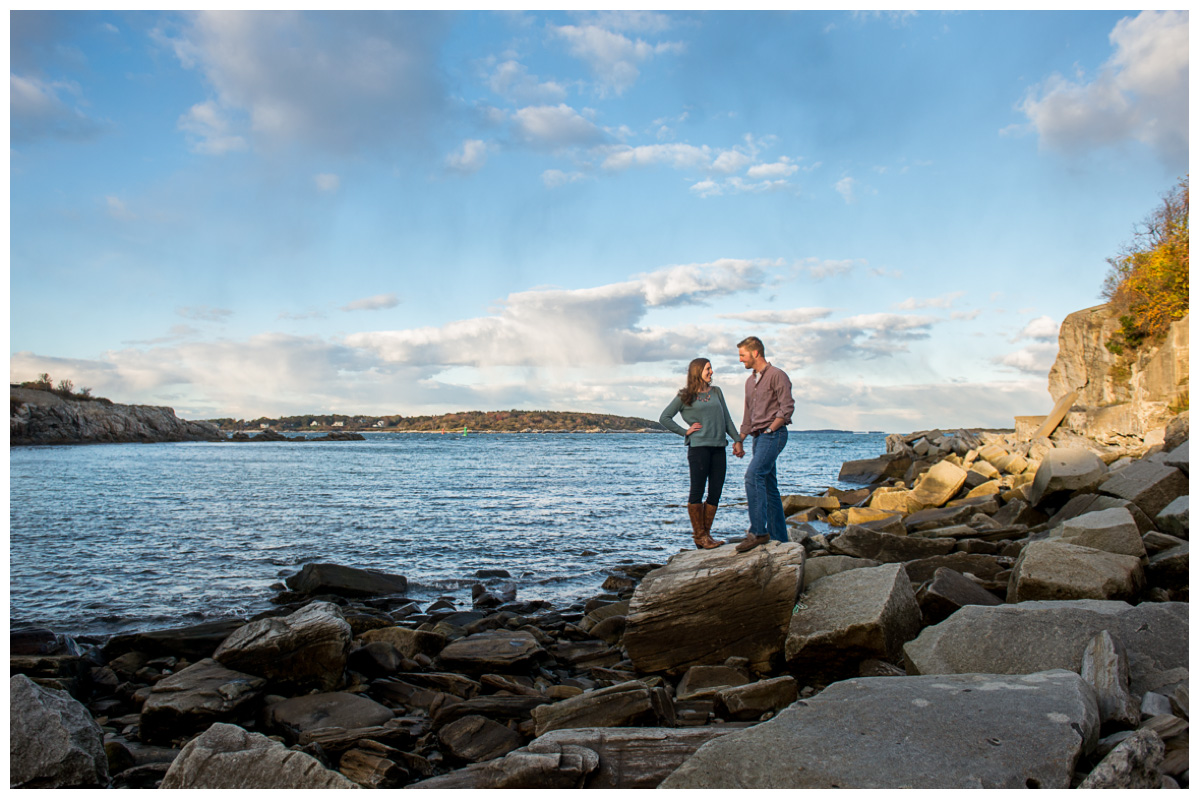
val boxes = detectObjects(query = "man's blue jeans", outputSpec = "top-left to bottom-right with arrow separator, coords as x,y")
745,428 -> 788,542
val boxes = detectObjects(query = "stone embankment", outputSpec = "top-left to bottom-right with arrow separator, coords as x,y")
11,421 -> 1189,788
10,388 -> 222,446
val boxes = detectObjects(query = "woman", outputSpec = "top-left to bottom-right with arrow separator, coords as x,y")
659,358 -> 744,549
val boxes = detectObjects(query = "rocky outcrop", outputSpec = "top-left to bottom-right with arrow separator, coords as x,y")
10,674 -> 108,788
1045,305 -> 1188,441
10,387 -> 222,446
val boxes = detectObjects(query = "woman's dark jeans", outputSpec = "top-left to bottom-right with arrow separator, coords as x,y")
687,445 -> 727,505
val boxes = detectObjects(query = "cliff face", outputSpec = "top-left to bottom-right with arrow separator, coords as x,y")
1046,304 -> 1189,439
10,388 -> 222,446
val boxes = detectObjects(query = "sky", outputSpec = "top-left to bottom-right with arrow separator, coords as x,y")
7,9 -> 1191,431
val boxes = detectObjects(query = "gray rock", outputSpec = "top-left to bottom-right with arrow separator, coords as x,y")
1142,530 -> 1187,555
1047,494 -> 1156,534
802,555 -> 881,589
213,601 -> 352,691
1052,507 -> 1146,557
828,526 -> 955,562
101,618 -> 247,662
10,387 -> 222,446
1141,691 -> 1174,718
837,453 -> 911,484
624,543 -> 805,675
1146,543 -> 1188,590
408,741 -> 599,789
1079,728 -> 1166,788
714,676 -> 798,721
10,674 -> 108,788
661,671 -> 1099,788
524,727 -> 738,789
1080,630 -> 1141,730
1029,448 -> 1108,506
915,567 -> 1001,625
436,630 -> 547,673
438,714 -> 524,763
285,562 -> 408,598
903,600 -> 1188,697
674,665 -> 749,701
902,552 -> 1005,584
785,563 -> 921,674
1007,540 -> 1143,603
903,504 -> 977,531
139,658 -> 267,745
159,722 -> 358,788
265,692 -> 393,745
1098,460 -> 1189,519
531,680 -> 674,738
1155,495 -> 1189,538
1163,439 -> 1188,473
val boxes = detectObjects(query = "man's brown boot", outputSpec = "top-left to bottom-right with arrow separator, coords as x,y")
701,503 -> 725,547
689,503 -> 720,549
734,532 -> 769,553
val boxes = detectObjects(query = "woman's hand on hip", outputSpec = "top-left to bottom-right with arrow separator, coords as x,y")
686,422 -> 703,434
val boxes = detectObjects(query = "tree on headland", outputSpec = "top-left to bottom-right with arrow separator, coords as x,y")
14,374 -> 108,403
1102,176 -> 1189,353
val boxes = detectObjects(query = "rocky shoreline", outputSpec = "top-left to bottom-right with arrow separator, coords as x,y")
11,419 -> 1189,789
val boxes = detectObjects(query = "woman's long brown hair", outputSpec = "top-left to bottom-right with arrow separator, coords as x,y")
678,358 -> 711,407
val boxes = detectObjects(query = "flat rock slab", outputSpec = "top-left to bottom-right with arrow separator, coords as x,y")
1098,461 -> 1189,519
1007,540 -> 1143,603
838,453 -> 911,484
139,658 -> 267,745
903,600 -> 1189,697
1029,448 -> 1108,506
624,543 -> 805,675
915,567 -> 1002,625
903,504 -> 978,531
265,692 -> 394,745
675,665 -> 749,700
903,553 -> 1005,584
438,714 -> 524,763
213,601 -> 351,691
10,674 -> 108,788
802,555 -> 881,589
829,526 -> 955,562
715,676 -> 798,721
661,670 -> 1099,788
785,563 -> 921,674
285,562 -> 408,598
436,630 -> 547,673
160,722 -> 358,788
528,727 -> 739,789
1054,507 -> 1146,557
531,680 -> 674,738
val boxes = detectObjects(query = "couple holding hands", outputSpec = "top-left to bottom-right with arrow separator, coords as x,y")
659,336 -> 795,554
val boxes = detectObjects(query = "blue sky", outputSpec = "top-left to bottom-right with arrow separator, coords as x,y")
8,10 -> 1190,430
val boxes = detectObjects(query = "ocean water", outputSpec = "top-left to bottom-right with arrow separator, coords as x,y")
9,431 -> 887,636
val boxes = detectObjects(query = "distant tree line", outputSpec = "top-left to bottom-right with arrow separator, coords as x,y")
209,409 -> 666,432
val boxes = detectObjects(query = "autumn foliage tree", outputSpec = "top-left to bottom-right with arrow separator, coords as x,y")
1102,176 -> 1189,353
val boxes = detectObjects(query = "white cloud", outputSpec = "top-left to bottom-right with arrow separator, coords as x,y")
542,169 -> 586,188
893,291 -> 965,310
487,60 -> 567,104
314,173 -> 340,192
1016,10 -> 1188,169
342,293 -> 401,312
602,143 -> 712,171
512,104 -> 608,148
1016,315 -> 1060,342
690,179 -> 721,198
10,73 -> 103,143
445,139 -> 491,173
747,158 -> 799,179
178,100 -> 247,155
718,308 -> 834,325
796,258 -> 862,280
551,23 -> 684,96
835,176 -> 857,203
178,306 -> 233,322
995,342 -> 1059,375
711,149 -> 753,174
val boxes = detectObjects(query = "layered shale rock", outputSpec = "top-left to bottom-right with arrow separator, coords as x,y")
10,387 -> 221,446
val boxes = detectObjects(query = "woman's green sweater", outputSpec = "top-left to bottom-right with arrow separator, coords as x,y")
659,386 -> 742,448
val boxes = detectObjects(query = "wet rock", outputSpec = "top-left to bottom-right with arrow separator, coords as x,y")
1028,448 -> 1107,506
624,543 -> 805,675
139,658 -> 266,745
437,630 -> 547,674
661,671 -> 1099,788
714,676 -> 798,721
10,653 -> 92,699
265,692 -> 393,745
828,526 -> 956,562
903,600 -> 1189,697
10,674 -> 108,788
915,567 -> 1002,625
1007,540 -> 1144,603
785,563 -> 921,676
1079,728 -> 1166,788
531,680 -> 675,737
438,714 -> 524,763
101,618 -> 247,663
159,722 -> 358,788
214,602 -> 351,692
285,562 -> 408,599
1080,630 -> 1141,730
408,741 -> 600,788
1097,461 -> 1189,519
1052,507 -> 1146,558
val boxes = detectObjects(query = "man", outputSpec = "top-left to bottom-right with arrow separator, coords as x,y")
732,336 -> 794,553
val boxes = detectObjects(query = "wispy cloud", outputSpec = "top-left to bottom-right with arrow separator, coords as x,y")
445,139 -> 491,173
178,306 -> 233,322
550,22 -> 684,96
893,291 -> 965,310
342,293 -> 401,312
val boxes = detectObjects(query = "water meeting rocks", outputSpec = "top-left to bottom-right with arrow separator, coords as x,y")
623,543 -> 805,675
284,563 -> 409,599
660,671 -> 1099,788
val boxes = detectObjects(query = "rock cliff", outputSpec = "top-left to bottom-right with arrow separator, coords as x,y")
10,388 -> 222,446
1043,305 -> 1188,442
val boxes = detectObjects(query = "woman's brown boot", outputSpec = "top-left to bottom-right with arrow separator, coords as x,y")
689,503 -> 720,549
702,503 -> 725,547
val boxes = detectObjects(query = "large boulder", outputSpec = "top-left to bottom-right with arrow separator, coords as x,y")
903,600 -> 1189,697
837,452 -> 911,484
10,674 -> 108,788
661,671 -> 1099,788
1007,541 -> 1143,602
213,601 -> 351,691
159,722 -> 358,788
139,658 -> 267,745
531,680 -> 674,737
785,563 -> 921,675
801,555 -> 880,589
1028,448 -> 1107,506
285,563 -> 408,598
1051,507 -> 1146,558
1097,460 -> 1188,519
624,544 -> 805,675
907,460 -> 967,509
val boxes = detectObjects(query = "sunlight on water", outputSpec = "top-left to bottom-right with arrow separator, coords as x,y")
10,431 -> 886,635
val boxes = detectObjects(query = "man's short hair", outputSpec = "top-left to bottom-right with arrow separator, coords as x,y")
738,336 -> 765,356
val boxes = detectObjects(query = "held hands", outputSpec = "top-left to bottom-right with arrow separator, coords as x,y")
732,440 -> 745,458
686,423 -> 703,434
